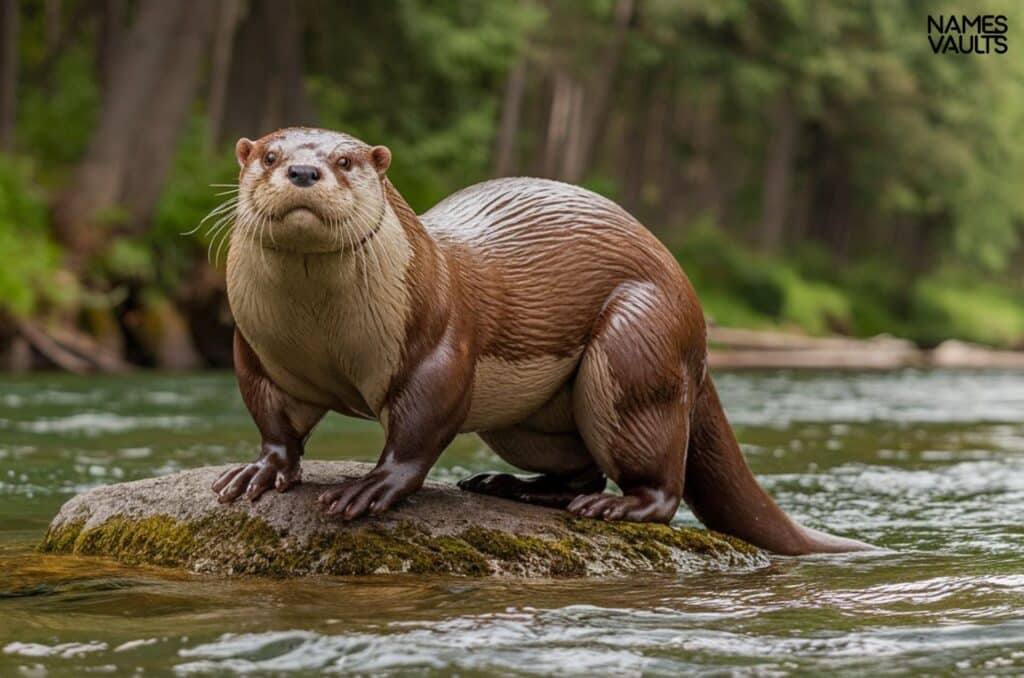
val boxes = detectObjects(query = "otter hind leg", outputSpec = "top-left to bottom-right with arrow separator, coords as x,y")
458,468 -> 606,509
568,284 -> 693,523
459,427 -> 606,509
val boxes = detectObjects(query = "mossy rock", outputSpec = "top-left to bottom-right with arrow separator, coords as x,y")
41,461 -> 768,578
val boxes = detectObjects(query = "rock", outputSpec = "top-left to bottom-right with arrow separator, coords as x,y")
707,327 -> 926,370
930,339 -> 1024,369
41,461 -> 767,578
709,347 -> 924,370
709,326 -> 917,352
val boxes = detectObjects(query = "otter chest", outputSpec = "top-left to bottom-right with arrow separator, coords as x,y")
226,244 -> 411,417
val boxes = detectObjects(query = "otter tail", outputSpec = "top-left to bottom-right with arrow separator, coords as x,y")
684,376 -> 875,555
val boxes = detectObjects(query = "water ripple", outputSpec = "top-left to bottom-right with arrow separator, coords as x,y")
2,371 -> 1024,675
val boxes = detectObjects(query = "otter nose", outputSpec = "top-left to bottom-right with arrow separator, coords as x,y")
287,165 -> 320,187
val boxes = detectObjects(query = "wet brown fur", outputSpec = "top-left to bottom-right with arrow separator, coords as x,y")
214,127 -> 874,555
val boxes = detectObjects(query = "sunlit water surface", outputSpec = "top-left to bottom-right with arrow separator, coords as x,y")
1,370 -> 1023,675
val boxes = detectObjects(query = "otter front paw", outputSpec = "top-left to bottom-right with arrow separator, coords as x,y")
211,454 -> 301,503
317,470 -> 416,521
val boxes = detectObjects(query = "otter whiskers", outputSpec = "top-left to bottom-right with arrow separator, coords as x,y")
184,194 -> 238,237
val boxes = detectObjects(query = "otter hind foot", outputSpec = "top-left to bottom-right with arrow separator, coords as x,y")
458,469 -> 606,509
567,488 -> 679,523
211,456 -> 302,504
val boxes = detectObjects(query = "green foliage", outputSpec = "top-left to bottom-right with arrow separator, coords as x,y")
308,0 -> 540,211
150,117 -> 240,286
912,273 -> 1024,347
776,270 -> 851,335
100,239 -> 155,283
395,0 -> 542,80
4,0 -> 1024,350
17,46 -> 99,184
837,259 -> 915,338
0,156 -> 71,316
677,225 -> 852,335
677,224 -> 785,320
675,223 -> 1024,348
636,0 -> 1024,272
154,119 -> 239,244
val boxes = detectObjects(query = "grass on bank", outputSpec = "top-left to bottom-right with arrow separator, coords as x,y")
674,225 -> 1024,348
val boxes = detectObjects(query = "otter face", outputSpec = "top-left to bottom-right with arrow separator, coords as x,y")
234,127 -> 392,254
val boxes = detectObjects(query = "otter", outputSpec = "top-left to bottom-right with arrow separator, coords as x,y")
212,127 -> 872,555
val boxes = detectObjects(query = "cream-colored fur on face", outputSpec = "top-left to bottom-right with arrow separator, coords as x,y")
236,129 -> 386,254
227,204 -> 412,417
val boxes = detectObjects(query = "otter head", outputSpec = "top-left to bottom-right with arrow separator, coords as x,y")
234,127 -> 392,253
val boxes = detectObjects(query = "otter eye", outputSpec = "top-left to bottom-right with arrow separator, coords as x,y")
263,151 -> 277,166
337,157 -> 351,170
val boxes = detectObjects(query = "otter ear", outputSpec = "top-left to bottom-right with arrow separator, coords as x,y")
235,138 -> 255,167
370,145 -> 391,176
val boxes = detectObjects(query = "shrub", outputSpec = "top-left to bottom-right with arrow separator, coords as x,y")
0,156 -> 72,317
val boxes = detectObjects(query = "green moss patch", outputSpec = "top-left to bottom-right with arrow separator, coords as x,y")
565,518 -> 760,569
459,526 -> 589,577
39,511 -> 759,578
40,514 -> 285,574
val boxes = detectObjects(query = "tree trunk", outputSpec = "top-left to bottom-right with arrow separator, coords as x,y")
758,91 -> 799,250
206,0 -> 243,153
53,0 -> 214,267
654,75 -> 681,229
262,1 -> 315,127
0,0 -> 18,152
492,54 -> 528,177
526,73 -> 552,176
54,0 -> 181,255
621,66 -> 656,214
218,0 -> 267,143
217,0 -> 315,145
542,69 -> 573,178
562,0 -> 635,183
810,138 -> 853,262
96,0 -> 126,94
122,3 -> 216,224
44,0 -> 60,54
558,77 -> 586,180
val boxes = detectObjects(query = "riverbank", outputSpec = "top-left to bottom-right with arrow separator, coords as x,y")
708,327 -> 1024,370
672,226 -> 1024,348
5,321 -> 1023,373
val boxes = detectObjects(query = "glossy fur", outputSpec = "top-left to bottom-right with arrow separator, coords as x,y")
214,127 -> 873,555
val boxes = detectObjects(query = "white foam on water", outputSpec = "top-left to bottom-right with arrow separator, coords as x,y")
3,642 -> 108,659
17,413 -> 199,435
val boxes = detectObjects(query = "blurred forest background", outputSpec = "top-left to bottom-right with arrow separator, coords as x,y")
1,0 -> 1023,371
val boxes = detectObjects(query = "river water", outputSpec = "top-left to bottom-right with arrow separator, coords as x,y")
1,370 -> 1022,675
